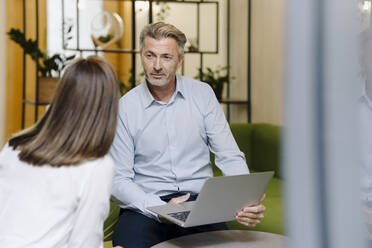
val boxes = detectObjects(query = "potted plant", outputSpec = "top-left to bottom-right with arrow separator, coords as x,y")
195,66 -> 231,101
7,28 -> 75,103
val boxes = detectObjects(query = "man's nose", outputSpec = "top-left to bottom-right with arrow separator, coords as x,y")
153,58 -> 162,71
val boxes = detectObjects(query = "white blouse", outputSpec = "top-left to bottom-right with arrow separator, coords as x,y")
0,144 -> 115,248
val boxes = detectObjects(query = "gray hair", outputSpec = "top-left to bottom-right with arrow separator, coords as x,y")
139,22 -> 187,56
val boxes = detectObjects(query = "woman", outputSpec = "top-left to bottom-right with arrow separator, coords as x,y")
0,57 -> 119,248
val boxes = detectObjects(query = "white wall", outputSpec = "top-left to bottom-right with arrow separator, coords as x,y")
251,0 -> 284,125
230,0 -> 249,122
229,0 -> 284,124
47,0 -> 102,63
0,0 -> 6,145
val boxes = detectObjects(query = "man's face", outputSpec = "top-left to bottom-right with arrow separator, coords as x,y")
140,37 -> 184,87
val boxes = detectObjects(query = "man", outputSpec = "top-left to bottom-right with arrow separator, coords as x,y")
110,22 -> 266,248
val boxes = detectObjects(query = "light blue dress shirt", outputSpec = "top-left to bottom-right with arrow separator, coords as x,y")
110,75 -> 249,219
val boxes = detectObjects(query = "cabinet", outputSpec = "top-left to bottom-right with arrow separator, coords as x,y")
22,0 -> 251,127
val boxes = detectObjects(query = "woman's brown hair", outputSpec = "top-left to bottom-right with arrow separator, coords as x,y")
9,56 -> 119,167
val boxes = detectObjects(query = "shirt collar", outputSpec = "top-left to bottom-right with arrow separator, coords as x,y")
141,80 -> 155,109
175,75 -> 186,99
141,75 -> 186,109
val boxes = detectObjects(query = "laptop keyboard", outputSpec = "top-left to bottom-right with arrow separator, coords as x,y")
168,211 -> 191,222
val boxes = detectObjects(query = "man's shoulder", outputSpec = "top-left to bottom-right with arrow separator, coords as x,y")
179,75 -> 209,87
117,84 -> 148,118
119,83 -> 144,105
178,75 -> 214,95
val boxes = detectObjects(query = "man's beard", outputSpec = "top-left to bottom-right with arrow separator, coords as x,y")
146,74 -> 173,87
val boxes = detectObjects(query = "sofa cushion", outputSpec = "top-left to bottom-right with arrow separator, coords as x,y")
225,177 -> 283,235
227,123 -> 283,234
250,123 -> 281,178
230,123 -> 281,178
103,200 -> 120,242
227,194 -> 284,234
265,177 -> 282,197
229,123 -> 254,167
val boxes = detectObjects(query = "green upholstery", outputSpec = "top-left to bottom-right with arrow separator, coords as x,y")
226,178 -> 283,234
103,122 -> 284,247
104,241 -> 113,248
228,123 -> 254,167
229,123 -> 281,177
225,123 -> 283,234
250,124 -> 281,177
103,200 -> 120,242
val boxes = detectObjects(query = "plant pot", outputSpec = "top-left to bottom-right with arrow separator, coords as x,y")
214,83 -> 224,101
38,77 -> 60,104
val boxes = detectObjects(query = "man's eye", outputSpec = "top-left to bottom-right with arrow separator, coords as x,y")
164,56 -> 172,60
146,54 -> 152,59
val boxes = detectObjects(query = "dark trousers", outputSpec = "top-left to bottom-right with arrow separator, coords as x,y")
112,192 -> 228,248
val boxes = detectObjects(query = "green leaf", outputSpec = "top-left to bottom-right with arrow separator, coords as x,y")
7,28 -> 76,77
66,55 -> 76,61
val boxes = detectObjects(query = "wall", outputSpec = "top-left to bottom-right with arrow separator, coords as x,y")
5,0 -> 47,141
230,0 -> 249,123
0,0 -> 6,145
250,0 -> 284,124
228,0 -> 284,124
5,0 -> 24,141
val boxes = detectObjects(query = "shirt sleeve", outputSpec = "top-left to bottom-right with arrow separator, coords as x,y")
110,109 -> 166,220
203,85 -> 250,176
67,156 -> 114,248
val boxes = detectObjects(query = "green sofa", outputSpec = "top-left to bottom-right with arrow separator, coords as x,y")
103,123 -> 283,247
222,123 -> 283,235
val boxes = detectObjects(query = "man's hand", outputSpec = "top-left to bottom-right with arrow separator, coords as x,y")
158,193 -> 190,223
168,193 -> 190,204
234,193 -> 266,227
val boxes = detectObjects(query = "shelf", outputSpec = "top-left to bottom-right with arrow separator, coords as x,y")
97,0 -> 219,4
22,0 -> 249,127
220,99 -> 249,104
220,98 -> 251,123
23,99 -> 50,106
63,48 -> 218,54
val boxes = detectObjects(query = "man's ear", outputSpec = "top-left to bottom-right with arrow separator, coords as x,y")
178,54 -> 184,68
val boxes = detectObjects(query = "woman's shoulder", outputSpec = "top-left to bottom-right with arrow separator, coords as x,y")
0,143 -> 15,154
74,155 -> 114,198
79,155 -> 115,178
0,143 -> 21,168
86,154 -> 114,168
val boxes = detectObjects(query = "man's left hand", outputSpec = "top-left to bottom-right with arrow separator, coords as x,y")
234,193 -> 266,227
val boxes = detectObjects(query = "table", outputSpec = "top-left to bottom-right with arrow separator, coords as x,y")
151,230 -> 288,248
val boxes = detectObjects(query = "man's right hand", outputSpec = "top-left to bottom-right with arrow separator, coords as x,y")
158,193 -> 190,223
168,193 -> 190,204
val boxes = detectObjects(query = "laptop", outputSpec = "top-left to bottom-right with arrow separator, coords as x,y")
147,171 -> 274,228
